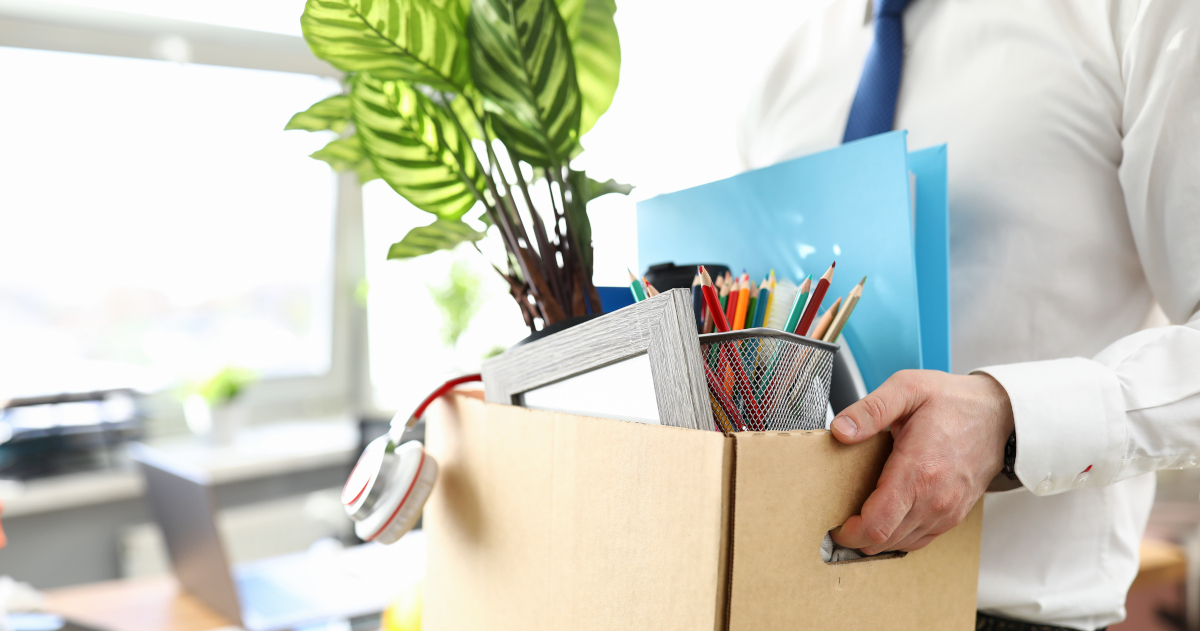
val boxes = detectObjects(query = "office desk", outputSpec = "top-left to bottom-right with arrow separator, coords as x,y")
44,576 -> 233,631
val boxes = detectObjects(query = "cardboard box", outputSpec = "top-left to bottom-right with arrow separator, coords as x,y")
423,393 -> 982,630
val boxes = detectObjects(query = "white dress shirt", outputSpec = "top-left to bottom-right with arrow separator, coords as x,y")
738,0 -> 1200,628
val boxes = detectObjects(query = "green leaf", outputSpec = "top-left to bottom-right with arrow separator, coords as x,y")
352,74 -> 486,219
449,88 -> 485,140
387,219 -> 486,258
286,94 -> 352,133
428,258 -> 485,347
468,0 -> 582,166
571,0 -> 620,135
432,0 -> 471,29
553,0 -> 585,39
300,0 -> 470,92
575,172 -> 632,204
310,135 -> 380,183
565,170 -> 632,275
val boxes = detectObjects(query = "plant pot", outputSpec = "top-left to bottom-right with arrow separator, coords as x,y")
516,313 -> 605,346
183,395 -> 247,446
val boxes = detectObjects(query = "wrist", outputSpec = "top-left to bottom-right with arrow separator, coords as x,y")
971,373 -> 1015,478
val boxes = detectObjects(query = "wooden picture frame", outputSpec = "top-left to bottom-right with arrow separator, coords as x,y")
481,288 -> 713,430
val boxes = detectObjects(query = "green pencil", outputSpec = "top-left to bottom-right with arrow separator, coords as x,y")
783,275 -> 812,333
752,278 -> 771,328
628,269 -> 646,302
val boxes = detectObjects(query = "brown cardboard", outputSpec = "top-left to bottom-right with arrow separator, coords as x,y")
424,394 -> 982,630
423,394 -> 733,631
728,431 -> 982,630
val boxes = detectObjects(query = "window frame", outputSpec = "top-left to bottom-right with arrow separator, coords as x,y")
0,1 -> 372,425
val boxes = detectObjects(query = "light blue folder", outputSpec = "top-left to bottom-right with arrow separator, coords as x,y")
637,131 -> 949,392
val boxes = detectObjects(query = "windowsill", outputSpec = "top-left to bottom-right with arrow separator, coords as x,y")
0,416 -> 359,518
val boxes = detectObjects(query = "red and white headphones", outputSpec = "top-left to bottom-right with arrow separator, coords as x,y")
341,374 -> 481,544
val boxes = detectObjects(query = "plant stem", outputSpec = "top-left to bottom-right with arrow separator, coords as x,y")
510,153 -> 567,310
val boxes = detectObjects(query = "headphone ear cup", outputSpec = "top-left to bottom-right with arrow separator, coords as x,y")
354,441 -> 438,544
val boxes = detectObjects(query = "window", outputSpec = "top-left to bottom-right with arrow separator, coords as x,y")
0,44 -> 341,401
0,0 -> 821,416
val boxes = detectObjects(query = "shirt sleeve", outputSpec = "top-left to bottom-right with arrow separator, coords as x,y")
975,0 -> 1200,496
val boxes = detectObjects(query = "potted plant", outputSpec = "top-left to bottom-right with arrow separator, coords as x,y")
287,0 -> 630,334
182,367 -> 257,445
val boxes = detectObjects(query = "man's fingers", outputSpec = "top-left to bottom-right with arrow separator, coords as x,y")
900,534 -> 938,552
831,370 -> 926,444
859,507 -> 928,555
830,479 -> 914,549
886,523 -> 933,554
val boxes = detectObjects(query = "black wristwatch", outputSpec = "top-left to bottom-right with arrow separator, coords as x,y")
1002,431 -> 1018,480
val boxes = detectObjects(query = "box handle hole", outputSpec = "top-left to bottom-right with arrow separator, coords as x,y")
821,532 -> 907,565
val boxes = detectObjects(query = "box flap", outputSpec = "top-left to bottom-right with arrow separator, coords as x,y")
727,430 -> 982,630
424,395 -> 733,631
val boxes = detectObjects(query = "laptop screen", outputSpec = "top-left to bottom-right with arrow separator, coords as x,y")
129,443 -> 243,624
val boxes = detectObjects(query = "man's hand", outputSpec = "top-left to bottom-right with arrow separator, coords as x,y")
830,370 -> 1014,555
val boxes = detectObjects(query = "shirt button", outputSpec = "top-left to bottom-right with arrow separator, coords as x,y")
1035,477 -> 1054,494
1074,471 -> 1090,486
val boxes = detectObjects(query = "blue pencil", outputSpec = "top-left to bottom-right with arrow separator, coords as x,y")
752,281 -> 770,328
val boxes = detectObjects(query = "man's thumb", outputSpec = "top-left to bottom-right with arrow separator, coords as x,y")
831,370 -> 923,444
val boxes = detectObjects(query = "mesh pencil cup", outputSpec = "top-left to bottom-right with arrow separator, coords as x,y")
698,328 -> 838,434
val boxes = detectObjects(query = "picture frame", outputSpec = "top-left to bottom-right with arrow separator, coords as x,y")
481,289 -> 713,430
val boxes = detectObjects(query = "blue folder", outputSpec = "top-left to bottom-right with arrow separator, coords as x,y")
637,131 -> 949,392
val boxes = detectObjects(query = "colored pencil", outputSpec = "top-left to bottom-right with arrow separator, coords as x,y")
724,274 -> 741,329
824,276 -> 866,342
766,278 -> 795,329
795,262 -> 835,336
718,275 -> 730,310
810,296 -> 842,341
628,269 -> 646,302
691,273 -> 704,332
698,266 -> 730,332
764,270 -> 777,323
643,277 -> 660,297
752,279 -> 770,328
732,274 -> 751,330
783,275 -> 812,333
744,283 -> 753,331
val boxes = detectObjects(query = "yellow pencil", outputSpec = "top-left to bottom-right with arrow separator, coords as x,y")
764,270 -> 777,322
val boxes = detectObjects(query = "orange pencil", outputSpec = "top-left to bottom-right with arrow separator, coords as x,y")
794,262 -> 835,336
698,266 -> 730,332
732,274 -> 751,330
810,296 -> 842,341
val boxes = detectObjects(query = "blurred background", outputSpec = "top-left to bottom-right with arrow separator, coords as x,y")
0,0 -> 823,627
0,1 -> 1195,630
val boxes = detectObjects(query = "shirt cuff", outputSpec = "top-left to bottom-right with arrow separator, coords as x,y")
973,358 -> 1126,496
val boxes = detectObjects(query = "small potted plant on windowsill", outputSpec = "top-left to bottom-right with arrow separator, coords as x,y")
288,0 -> 630,335
183,367 -> 257,445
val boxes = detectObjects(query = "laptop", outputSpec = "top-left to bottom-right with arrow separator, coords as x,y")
130,443 -> 425,631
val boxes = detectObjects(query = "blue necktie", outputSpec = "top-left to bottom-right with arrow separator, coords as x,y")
843,0 -> 911,142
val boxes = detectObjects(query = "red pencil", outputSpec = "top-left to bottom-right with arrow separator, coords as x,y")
794,262 -> 836,336
699,266 -> 731,332
724,275 -> 740,329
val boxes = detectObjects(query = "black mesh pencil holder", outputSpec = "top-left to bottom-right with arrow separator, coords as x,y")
698,328 -> 838,434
